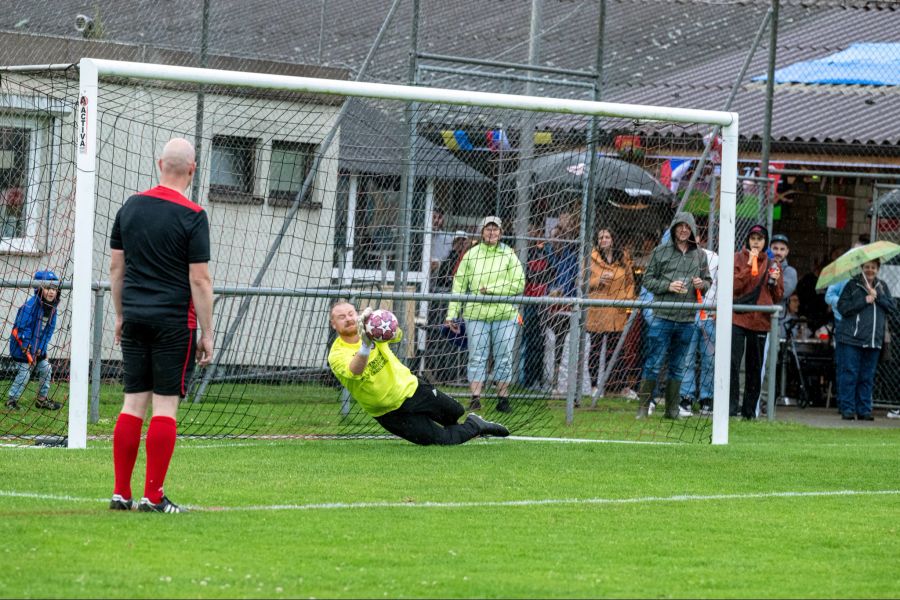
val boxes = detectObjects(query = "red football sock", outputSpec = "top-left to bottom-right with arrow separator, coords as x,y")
112,412 -> 144,499
143,416 -> 177,504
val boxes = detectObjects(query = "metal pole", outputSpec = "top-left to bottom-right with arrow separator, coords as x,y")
759,0 -> 779,186
567,0 -> 606,423
766,310 -> 780,421
191,0 -> 210,203
761,0 -> 779,235
90,287 -> 104,424
495,125 -> 503,217
394,0 -> 420,362
779,332 -> 789,404
317,0 -> 327,63
566,139 -> 594,417
514,0 -> 542,267
872,187 -> 882,241
677,6 -> 773,214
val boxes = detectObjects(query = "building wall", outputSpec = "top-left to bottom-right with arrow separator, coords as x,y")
0,72 -> 341,369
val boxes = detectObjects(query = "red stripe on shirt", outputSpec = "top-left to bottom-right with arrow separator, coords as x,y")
140,185 -> 203,213
187,298 -> 197,329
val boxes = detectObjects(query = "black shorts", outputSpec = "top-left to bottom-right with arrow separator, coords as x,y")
120,321 -> 196,397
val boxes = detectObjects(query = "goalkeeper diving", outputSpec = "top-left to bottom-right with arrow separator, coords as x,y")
328,301 -> 509,444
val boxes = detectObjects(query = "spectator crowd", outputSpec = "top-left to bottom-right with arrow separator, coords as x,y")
421,211 -> 899,422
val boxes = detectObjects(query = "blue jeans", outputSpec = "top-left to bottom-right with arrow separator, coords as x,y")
467,319 -> 519,384
837,343 -> 880,417
641,317 -> 694,383
680,318 -> 716,401
8,359 -> 51,401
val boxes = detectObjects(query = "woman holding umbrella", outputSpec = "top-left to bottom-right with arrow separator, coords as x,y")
835,259 -> 896,420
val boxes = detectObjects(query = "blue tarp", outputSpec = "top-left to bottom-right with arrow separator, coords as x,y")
753,43 -> 900,86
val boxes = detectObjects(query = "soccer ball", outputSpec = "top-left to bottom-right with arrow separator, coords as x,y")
364,309 -> 399,342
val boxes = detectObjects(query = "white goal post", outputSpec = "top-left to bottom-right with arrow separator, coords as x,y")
70,57 -> 738,448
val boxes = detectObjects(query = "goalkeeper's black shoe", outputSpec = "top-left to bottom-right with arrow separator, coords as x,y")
35,396 -> 62,410
137,495 -> 188,513
5,399 -> 19,410
109,494 -> 134,511
466,413 -> 510,438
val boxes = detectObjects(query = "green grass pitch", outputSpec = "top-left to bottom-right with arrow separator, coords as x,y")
1,422 -> 898,598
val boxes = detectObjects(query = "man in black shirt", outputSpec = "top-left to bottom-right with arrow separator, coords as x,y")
108,137 -> 214,514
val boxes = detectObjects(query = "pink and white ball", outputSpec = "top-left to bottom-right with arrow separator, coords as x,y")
364,309 -> 399,342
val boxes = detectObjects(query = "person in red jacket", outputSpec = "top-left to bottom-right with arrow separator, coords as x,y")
731,224 -> 783,419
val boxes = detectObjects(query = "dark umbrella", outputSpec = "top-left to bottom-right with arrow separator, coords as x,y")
528,151 -> 674,210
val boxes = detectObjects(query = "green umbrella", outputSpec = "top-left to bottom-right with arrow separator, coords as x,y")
815,240 -> 900,290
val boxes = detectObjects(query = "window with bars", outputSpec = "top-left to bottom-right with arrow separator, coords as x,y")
267,140 -> 317,207
209,135 -> 261,204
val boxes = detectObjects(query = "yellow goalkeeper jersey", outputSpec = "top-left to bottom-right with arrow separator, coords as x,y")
328,333 -> 418,417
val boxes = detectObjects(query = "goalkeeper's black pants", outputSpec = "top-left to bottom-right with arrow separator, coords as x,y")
374,379 -> 480,446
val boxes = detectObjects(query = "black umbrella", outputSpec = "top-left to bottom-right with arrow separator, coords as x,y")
528,151 -> 674,210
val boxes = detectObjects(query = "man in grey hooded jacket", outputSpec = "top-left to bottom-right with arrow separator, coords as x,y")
636,212 -> 712,419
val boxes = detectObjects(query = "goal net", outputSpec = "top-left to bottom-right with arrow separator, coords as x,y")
0,59 -> 738,447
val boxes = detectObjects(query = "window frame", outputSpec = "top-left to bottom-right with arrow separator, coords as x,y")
208,134 -> 263,205
266,140 -> 318,208
0,112 -> 51,254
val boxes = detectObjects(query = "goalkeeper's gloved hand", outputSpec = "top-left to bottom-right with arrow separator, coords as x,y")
356,307 -> 374,344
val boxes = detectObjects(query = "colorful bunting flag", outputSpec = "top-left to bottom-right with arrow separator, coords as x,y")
659,159 -> 692,192
816,195 -> 848,229
440,130 -> 474,151
486,129 -> 511,152
533,131 -> 553,145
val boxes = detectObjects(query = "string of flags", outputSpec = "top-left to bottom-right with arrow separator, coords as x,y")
439,129 -> 553,151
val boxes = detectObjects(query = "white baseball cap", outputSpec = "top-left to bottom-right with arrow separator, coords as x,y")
480,216 -> 502,230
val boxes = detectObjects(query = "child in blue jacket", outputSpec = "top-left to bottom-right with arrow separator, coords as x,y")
6,270 -> 61,410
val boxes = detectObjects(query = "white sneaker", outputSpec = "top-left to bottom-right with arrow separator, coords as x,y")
886,409 -> 900,419
648,400 -> 656,415
622,388 -> 639,401
678,405 -> 693,418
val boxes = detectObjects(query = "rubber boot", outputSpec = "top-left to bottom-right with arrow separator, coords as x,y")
635,378 -> 657,419
664,379 -> 682,419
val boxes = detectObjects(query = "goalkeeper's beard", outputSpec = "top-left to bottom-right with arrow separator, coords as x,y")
339,321 -> 359,339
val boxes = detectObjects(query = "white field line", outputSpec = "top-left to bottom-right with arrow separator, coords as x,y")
4,436 -> 898,451
1,489 -> 898,512
1,436 -> 675,450
505,435 -> 675,445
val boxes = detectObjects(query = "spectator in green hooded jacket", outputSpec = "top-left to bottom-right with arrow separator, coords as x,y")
635,211 -> 711,420
446,216 -> 525,413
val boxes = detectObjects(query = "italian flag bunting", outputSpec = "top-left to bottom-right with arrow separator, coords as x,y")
816,195 -> 848,229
